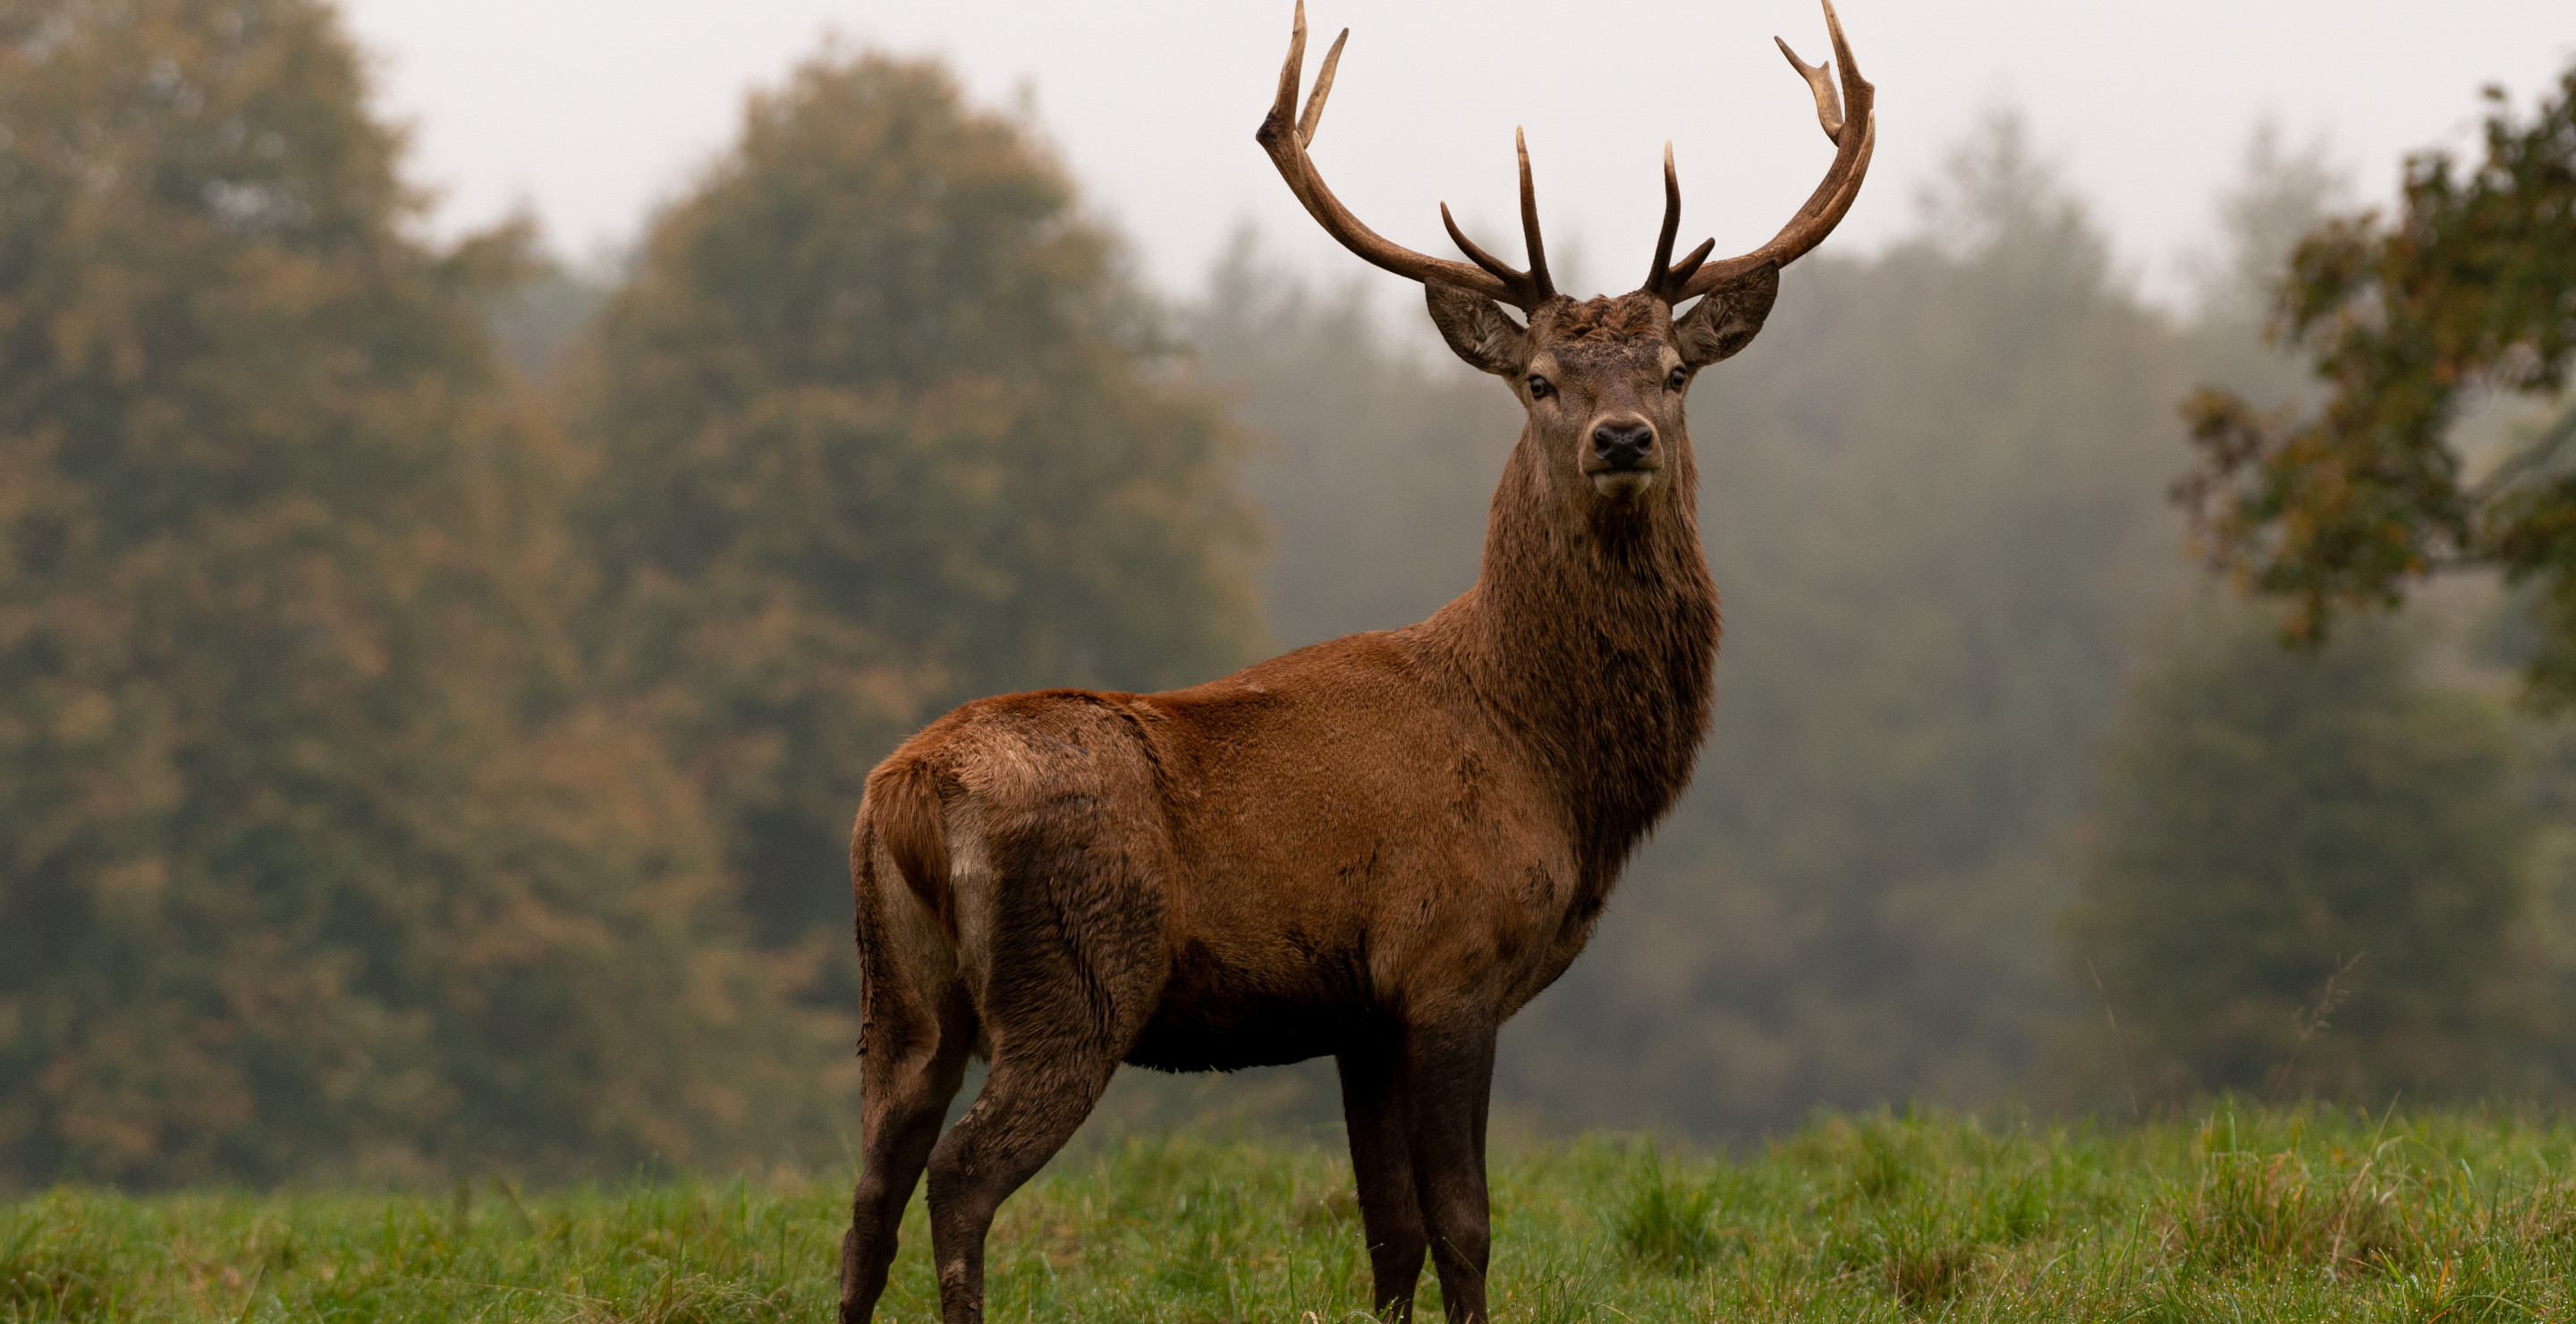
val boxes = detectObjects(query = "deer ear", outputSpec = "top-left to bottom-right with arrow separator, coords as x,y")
1425,284 -> 1530,377
1672,261 -> 1780,367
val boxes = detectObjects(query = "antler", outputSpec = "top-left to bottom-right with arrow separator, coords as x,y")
1643,0 -> 1877,304
1256,0 -> 1557,312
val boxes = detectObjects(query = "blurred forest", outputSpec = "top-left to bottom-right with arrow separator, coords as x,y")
3,0 -> 2572,1188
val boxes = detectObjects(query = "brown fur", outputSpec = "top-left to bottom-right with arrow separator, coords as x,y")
869,754 -> 955,940
835,273 -> 1782,1324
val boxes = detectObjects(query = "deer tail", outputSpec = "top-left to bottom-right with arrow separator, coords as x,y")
867,754 -> 954,942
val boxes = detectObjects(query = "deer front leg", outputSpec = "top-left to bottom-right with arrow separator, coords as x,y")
1402,1018 -> 1498,1324
1338,1040 -> 1428,1320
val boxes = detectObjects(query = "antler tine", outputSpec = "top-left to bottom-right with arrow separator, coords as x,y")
1438,130 -> 1557,304
1667,237 -> 1716,295
1641,144 -> 1718,303
1775,36 -> 1843,145
1664,0 -> 1877,302
1440,204 -> 1522,291
1254,2 -> 1548,310
1268,0 -> 1309,139
1516,128 -> 1555,302
1648,143 -> 1681,284
1297,25 -> 1345,146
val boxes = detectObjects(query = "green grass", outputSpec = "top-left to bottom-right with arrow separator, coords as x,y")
12,1104 -> 2576,1321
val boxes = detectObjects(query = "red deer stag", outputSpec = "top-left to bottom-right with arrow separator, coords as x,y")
837,4 -> 1874,1320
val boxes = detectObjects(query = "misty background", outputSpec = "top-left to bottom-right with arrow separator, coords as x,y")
340,0 -> 2576,311
4,0 -> 2574,1188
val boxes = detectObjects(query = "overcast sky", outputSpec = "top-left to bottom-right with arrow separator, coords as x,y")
338,1 -> 2576,310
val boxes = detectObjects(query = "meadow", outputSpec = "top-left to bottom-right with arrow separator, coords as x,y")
11,1104 -> 2576,1322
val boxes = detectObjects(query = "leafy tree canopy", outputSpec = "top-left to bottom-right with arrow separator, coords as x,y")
2179,64 -> 2576,696
0,0 -> 827,1188
570,51 -> 1264,946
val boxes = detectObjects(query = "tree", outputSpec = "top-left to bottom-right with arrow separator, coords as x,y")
2063,606 -> 2538,1101
2177,64 -> 2576,698
569,52 -> 1265,948
0,0 -> 827,1187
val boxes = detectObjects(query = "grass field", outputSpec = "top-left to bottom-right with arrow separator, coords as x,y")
10,1104 -> 2576,1321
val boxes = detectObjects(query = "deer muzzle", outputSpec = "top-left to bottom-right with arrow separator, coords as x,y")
1586,420 -> 1658,496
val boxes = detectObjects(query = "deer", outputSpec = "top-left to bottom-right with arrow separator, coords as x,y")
836,4 -> 1874,1321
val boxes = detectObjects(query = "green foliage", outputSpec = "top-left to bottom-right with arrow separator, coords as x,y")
569,51 -> 1264,946
0,0 -> 833,1189
2177,62 -> 2576,697
17,1108 -> 2576,1321
2065,606 -> 2538,1101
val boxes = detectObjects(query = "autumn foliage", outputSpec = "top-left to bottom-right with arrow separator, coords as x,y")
2176,67 -> 2576,692
0,2 -> 1258,1187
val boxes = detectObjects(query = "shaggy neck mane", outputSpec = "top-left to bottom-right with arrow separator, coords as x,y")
1412,437 -> 1720,894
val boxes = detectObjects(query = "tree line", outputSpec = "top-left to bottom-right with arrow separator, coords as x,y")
1,0 -> 2570,1187
0,0 -> 1257,1187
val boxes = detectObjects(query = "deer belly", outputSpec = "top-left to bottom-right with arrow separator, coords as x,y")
1123,932 -> 1368,1073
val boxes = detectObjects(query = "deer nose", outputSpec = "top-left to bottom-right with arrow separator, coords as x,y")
1591,420 -> 1656,469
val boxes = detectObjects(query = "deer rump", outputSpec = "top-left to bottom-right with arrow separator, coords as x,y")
853,631 -> 1586,1080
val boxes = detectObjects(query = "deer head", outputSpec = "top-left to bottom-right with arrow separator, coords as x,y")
1256,0 -> 1875,522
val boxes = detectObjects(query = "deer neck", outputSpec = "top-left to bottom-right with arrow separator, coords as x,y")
1421,438 -> 1720,885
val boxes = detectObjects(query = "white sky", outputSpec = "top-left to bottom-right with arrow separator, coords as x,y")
341,1 -> 2576,310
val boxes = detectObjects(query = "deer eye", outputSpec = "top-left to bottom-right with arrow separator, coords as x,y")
1665,366 -> 1688,392
1525,374 -> 1552,401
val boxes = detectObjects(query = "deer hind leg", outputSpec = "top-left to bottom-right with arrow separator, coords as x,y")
842,822 -> 978,1324
837,983 -> 972,1324
1338,1038 -> 1429,1322
1404,1018 -> 1499,1324
922,797 -> 1167,1324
